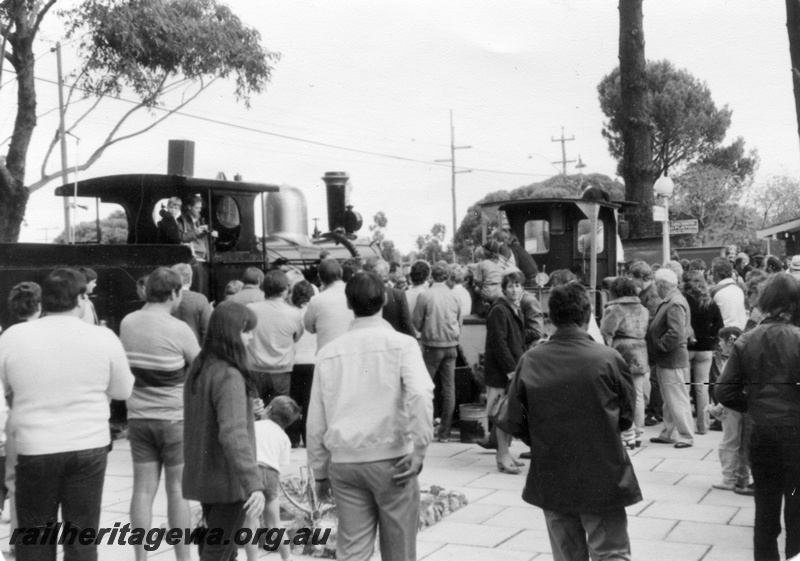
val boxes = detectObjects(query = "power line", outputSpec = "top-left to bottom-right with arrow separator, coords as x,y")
2,70 -> 555,179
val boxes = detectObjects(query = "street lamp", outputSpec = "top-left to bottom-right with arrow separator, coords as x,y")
654,174 -> 675,265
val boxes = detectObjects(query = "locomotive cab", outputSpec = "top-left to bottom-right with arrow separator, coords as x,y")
55,174 -> 280,303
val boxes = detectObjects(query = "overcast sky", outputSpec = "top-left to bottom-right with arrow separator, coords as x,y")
6,0 -> 797,251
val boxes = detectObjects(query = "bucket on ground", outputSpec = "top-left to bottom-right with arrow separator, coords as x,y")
458,403 -> 487,443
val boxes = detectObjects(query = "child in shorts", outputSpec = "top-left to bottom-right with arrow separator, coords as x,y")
707,326 -> 751,492
245,395 -> 302,561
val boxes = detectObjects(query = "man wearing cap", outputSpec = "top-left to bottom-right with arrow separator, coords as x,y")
648,268 -> 695,449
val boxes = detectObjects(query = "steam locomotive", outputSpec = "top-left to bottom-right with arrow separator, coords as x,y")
0,170 -> 380,331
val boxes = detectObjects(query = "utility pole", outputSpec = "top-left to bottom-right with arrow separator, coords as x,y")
435,110 -> 471,263
38,227 -> 59,243
53,42 -> 72,243
551,126 -> 575,176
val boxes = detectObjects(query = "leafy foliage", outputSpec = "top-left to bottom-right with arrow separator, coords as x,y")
598,60 -> 732,176
747,175 -> 800,229
368,211 -> 397,261
63,0 -> 278,107
54,210 -> 128,244
415,223 -> 451,264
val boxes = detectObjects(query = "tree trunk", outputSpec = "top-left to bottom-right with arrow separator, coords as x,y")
618,0 -> 654,238
786,0 -> 800,162
0,1 -> 38,242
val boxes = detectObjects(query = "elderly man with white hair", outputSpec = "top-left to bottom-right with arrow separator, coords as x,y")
648,268 -> 695,448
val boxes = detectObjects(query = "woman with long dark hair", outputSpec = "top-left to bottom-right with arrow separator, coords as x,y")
717,274 -> 800,560
183,302 -> 265,561
684,271 -> 724,434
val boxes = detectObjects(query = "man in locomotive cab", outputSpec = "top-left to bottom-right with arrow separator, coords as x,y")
157,196 -> 183,245
178,195 -> 217,262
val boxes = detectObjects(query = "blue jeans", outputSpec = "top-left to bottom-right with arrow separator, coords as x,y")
422,346 -> 457,439
750,425 -> 800,561
16,446 -> 108,561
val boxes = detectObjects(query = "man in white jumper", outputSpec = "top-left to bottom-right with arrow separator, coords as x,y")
307,272 -> 434,561
0,268 -> 133,560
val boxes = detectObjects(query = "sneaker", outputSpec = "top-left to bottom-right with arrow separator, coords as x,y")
712,481 -> 736,491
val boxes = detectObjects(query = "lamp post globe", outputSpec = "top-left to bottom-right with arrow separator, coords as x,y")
654,174 -> 675,197
654,174 -> 674,264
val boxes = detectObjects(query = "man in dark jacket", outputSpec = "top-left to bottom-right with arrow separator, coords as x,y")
505,281 -> 641,560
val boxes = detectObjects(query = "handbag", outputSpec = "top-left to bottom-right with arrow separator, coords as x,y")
489,373 -> 530,445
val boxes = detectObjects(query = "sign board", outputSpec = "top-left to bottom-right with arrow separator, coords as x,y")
652,205 -> 667,222
669,219 -> 699,235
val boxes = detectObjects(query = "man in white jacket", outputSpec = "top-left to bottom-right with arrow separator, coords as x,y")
307,272 -> 434,561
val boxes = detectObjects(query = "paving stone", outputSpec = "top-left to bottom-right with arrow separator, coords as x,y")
678,474 -> 720,488
446,485 -> 495,503
728,507 -> 755,527
632,470 -> 684,485
630,538 -> 709,561
416,541 -> 445,559
444,503 -> 505,524
653,458 -> 723,475
626,500 -> 653,516
638,501 -> 737,524
482,506 -> 545,528
474,490 -> 536,509
419,468 -> 485,487
700,488 -> 756,508
626,516 -> 677,540
667,520 -> 754,549
635,445 -> 711,461
495,528 -> 552,554
423,455 -> 484,469
425,443 -> 477,458
702,545 -> 760,561
422,543 -> 535,561
417,521 -> 520,547
466,473 -> 531,491
628,455 -> 665,472
637,482 -> 710,503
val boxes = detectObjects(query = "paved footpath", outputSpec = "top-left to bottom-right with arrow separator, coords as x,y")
1,423 -> 770,561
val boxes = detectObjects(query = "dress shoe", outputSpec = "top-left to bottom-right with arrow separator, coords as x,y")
644,415 -> 661,427
649,437 -> 674,444
734,484 -> 755,496
709,419 -> 723,431
519,451 -> 532,460
476,439 -> 497,450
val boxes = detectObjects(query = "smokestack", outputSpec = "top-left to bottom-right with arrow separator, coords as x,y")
322,171 -> 349,232
167,140 -> 195,176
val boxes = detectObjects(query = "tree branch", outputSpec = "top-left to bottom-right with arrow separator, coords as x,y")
28,77 -> 216,193
39,129 -> 59,179
32,0 -> 57,37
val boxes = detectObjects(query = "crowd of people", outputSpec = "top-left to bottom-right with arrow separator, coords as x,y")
0,234 -> 799,561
